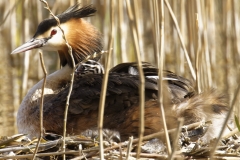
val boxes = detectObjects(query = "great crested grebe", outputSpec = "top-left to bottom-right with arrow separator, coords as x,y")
12,3 -> 232,142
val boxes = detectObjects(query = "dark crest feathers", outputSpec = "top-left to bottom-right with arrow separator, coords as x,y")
34,4 -> 96,37
59,3 -> 96,23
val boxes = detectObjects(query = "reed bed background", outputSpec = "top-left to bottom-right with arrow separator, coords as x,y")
0,0 -> 239,140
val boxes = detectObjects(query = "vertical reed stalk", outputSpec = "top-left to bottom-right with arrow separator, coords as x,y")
98,1 -> 114,159
117,0 -> 128,62
125,0 -> 145,158
32,52 -> 47,160
156,0 -> 172,155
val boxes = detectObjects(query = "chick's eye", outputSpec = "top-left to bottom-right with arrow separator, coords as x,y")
50,29 -> 57,36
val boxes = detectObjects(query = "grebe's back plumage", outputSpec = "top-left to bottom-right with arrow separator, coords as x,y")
11,3 -> 233,142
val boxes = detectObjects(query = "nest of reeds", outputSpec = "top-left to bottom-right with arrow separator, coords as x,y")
1,120 -> 240,159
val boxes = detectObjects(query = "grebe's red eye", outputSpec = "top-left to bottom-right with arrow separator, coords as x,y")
50,29 -> 57,36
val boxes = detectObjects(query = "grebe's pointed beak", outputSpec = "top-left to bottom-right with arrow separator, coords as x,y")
11,38 -> 46,54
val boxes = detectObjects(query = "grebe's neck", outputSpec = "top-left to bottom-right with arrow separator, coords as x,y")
17,65 -> 73,137
43,65 -> 73,89
23,65 -> 73,105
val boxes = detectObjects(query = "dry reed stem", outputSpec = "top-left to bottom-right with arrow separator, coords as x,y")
179,0 -> 185,75
103,151 -> 169,159
126,136 -> 133,160
222,128 -> 239,139
233,0 -> 240,57
133,0 -> 144,59
0,151 -> 80,159
125,0 -> 145,158
21,0 -> 30,101
39,1 -> 74,160
72,151 -> 169,160
233,0 -> 240,115
164,0 -> 196,80
152,0 -> 172,155
98,1 -> 114,159
0,137 -> 94,153
196,0 -> 204,91
117,0 -> 128,62
149,0 -> 157,63
186,1 -> 195,69
201,14 -> 212,88
210,84 -> 240,159
195,13 -> 201,93
182,120 -> 211,131
31,52 -> 47,160
207,0 -> 216,85
76,50 -> 108,67
159,0 -> 173,155
170,118 -> 184,160
196,0 -> 212,89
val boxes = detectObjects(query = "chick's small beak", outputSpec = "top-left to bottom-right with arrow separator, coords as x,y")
11,38 -> 46,54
